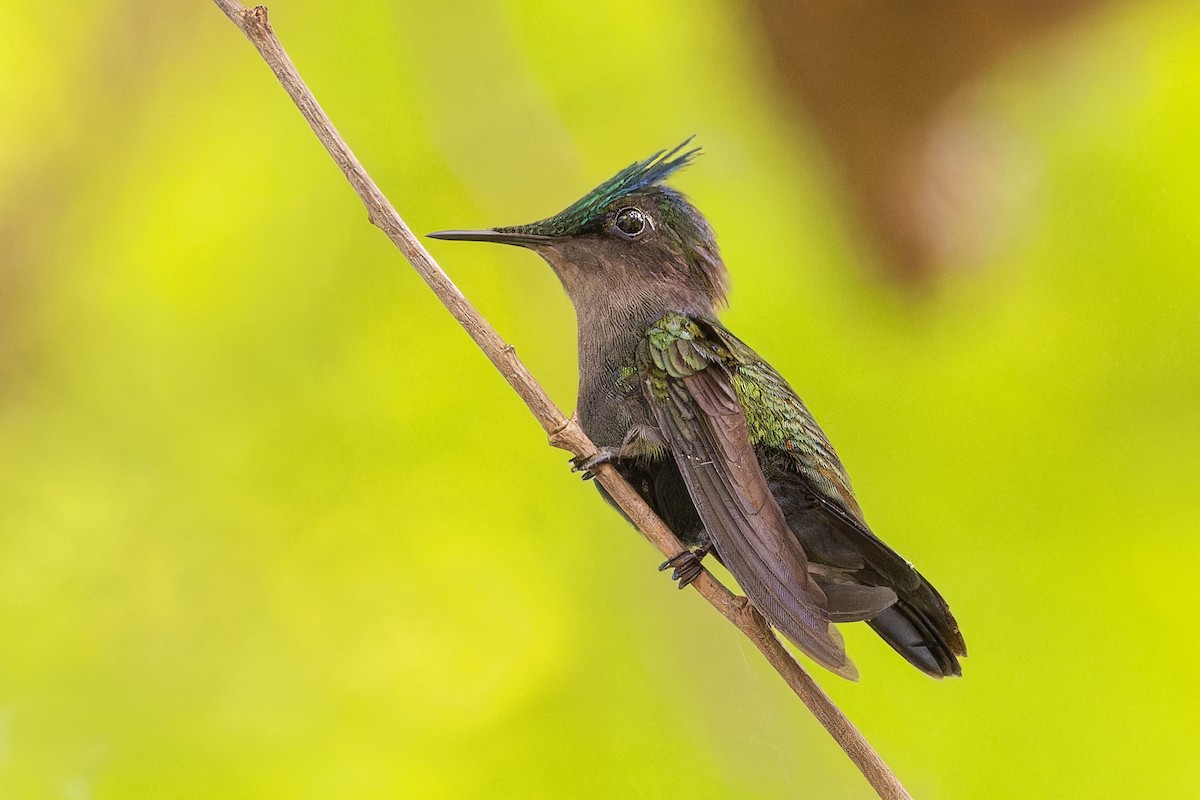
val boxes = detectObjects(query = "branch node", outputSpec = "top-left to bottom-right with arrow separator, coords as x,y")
547,417 -> 579,451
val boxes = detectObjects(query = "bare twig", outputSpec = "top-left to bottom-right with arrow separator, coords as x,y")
210,3 -> 913,798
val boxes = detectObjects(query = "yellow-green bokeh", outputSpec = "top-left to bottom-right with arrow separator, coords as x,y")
2,1 -> 1198,797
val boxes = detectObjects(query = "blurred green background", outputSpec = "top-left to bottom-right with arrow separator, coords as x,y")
2,0 -> 1198,797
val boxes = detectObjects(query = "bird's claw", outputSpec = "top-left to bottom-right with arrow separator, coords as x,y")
659,547 -> 709,588
569,450 -> 613,481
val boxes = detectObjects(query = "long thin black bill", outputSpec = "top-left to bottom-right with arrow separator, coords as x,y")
426,229 -> 553,247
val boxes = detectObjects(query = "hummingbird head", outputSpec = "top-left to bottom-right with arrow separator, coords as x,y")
429,138 -> 728,323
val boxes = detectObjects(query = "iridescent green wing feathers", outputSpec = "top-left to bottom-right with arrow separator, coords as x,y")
711,321 -> 924,593
639,313 -> 856,678
718,328 -> 865,523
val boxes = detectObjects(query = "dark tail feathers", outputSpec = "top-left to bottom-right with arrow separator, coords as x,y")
867,578 -> 967,679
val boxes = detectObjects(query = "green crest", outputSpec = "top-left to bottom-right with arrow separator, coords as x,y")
497,137 -> 700,237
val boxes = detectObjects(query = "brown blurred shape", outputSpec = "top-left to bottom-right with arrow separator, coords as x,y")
748,0 -> 1110,284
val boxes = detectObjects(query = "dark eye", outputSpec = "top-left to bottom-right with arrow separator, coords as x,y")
613,207 -> 647,238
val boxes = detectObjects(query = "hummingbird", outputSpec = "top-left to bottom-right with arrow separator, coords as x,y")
429,140 -> 966,679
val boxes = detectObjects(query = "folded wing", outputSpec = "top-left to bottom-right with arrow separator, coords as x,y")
641,313 -> 895,679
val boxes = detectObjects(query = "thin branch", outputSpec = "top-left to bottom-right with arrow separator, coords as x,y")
209,3 -> 913,798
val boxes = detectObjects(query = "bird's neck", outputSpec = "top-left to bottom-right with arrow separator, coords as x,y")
573,288 -> 717,445
577,286 -> 713,367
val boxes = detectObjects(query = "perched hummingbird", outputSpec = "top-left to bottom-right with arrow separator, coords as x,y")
429,140 -> 965,679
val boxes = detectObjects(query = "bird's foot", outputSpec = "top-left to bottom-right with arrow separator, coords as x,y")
569,449 -> 615,481
659,543 -> 712,588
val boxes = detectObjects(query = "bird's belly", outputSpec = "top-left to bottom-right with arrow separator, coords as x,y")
577,383 -> 655,450
595,455 -> 707,549
576,367 -> 706,546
